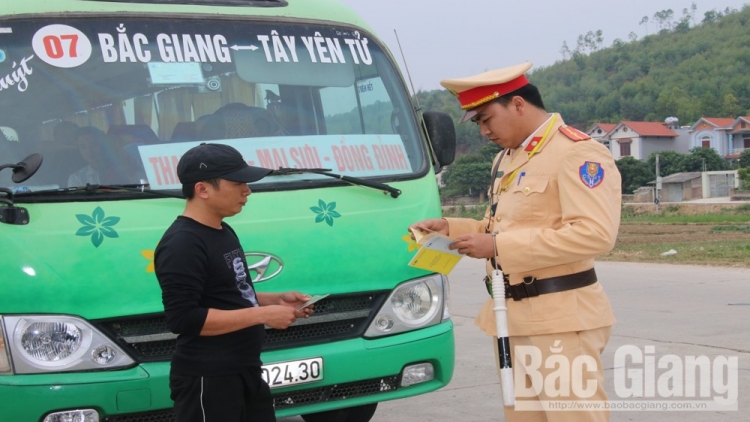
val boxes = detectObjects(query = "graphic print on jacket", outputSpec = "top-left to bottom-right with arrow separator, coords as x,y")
225,248 -> 259,306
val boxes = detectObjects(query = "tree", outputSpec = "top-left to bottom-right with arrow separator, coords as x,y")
721,93 -> 745,117
640,16 -> 649,35
675,17 -> 691,33
647,150 -> 686,177
441,142 -> 502,200
440,5 -> 750,164
739,150 -> 750,189
560,41 -> 570,60
616,156 -> 654,194
738,167 -> 750,189
593,30 -> 604,51
675,6 -> 695,32
698,92 -> 721,118
690,2 -> 698,25
683,147 -> 730,172
656,87 -> 690,120
441,155 -> 492,200
740,149 -> 750,168
478,142 -> 502,158
653,9 -> 675,31
703,9 -> 724,23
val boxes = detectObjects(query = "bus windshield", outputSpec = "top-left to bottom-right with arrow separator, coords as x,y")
0,17 -> 426,193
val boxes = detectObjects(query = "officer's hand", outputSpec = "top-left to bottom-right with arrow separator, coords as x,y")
408,218 -> 449,239
263,305 -> 298,329
450,233 -> 495,259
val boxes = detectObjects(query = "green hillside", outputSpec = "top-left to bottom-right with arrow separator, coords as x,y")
416,4 -> 750,154
532,4 -> 750,129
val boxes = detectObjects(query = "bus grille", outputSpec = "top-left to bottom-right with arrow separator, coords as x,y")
101,374 -> 399,420
95,292 -> 387,362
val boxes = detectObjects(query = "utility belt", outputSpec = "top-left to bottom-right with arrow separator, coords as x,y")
484,268 -> 597,301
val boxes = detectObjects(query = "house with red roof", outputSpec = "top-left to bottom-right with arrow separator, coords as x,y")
724,116 -> 750,161
586,123 -> 616,148
727,116 -> 750,159
608,121 -> 679,160
690,117 -> 750,159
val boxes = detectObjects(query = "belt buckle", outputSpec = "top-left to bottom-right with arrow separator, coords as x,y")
521,276 -> 539,298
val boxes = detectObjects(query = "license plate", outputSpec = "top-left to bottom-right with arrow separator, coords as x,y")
261,357 -> 323,389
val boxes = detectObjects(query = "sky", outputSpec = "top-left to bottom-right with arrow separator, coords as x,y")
340,0 -> 749,92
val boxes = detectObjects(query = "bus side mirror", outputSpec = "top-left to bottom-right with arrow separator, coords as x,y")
0,153 -> 44,184
422,111 -> 456,173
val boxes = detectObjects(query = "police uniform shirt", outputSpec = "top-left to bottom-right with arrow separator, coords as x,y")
445,114 -> 620,337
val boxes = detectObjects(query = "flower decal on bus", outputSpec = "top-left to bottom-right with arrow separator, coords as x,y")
75,206 -> 120,247
310,199 -> 341,227
402,233 -> 419,252
141,250 -> 155,273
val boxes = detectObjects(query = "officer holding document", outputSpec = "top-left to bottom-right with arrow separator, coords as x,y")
409,62 -> 621,422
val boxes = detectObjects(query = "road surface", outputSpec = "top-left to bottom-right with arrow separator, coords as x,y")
282,259 -> 749,421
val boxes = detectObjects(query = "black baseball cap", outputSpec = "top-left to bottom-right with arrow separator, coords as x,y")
177,143 -> 271,184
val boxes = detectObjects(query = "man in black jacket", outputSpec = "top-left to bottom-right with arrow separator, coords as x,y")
155,143 -> 312,422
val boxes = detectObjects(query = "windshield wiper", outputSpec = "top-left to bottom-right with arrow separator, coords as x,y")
16,183 -> 184,199
271,168 -> 402,198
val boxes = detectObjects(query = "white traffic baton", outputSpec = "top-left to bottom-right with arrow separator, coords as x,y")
490,230 -> 514,407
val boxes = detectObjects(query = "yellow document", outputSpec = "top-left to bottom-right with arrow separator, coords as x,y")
408,229 -> 463,275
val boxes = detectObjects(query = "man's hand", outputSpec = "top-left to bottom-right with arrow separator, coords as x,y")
408,218 -> 449,239
450,233 -> 496,259
278,291 -> 314,318
258,291 -> 313,318
262,305 -> 300,329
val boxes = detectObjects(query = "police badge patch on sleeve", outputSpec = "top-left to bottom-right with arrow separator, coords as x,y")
579,161 -> 604,188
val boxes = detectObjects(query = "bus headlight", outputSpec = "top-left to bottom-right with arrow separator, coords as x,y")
21,321 -> 83,362
391,279 -> 438,326
365,274 -> 450,338
2,315 -> 135,374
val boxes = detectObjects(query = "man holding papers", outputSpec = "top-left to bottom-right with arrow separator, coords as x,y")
410,62 -> 621,422
155,143 -> 314,422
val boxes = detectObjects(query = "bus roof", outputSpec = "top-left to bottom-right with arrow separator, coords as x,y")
1,0 -> 375,35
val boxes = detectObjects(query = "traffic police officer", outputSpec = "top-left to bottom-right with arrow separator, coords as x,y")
411,62 -> 621,422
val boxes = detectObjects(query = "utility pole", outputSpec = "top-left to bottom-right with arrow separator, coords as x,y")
655,154 -> 661,211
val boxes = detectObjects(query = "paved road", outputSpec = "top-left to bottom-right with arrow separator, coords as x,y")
282,259 -> 750,421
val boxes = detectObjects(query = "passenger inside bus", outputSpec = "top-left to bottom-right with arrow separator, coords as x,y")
108,124 -> 160,182
67,127 -> 126,188
53,121 -> 80,147
198,102 -> 286,140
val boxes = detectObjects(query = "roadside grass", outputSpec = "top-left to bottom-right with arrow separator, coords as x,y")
442,202 -> 750,267
621,203 -> 750,223
608,205 -> 750,266
600,238 -> 750,267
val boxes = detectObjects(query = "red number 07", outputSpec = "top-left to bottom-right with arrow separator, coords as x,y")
43,34 -> 79,59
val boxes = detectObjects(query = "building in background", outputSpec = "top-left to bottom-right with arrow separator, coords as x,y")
608,121 -> 679,160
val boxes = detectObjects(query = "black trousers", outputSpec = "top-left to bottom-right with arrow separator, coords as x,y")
170,367 -> 276,422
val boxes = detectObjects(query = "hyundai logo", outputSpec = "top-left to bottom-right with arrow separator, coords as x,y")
245,252 -> 283,283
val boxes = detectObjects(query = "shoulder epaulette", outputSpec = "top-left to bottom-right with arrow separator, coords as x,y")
559,125 -> 591,141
